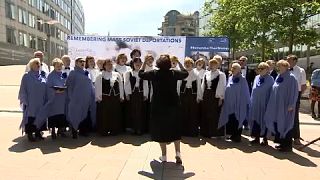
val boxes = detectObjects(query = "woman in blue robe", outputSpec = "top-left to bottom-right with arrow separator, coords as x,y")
248,62 -> 274,145
66,57 -> 95,139
45,58 -> 68,139
264,60 -> 298,152
218,63 -> 250,142
18,58 -> 47,141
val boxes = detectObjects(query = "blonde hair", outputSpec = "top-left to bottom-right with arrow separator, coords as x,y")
239,56 -> 248,61
277,60 -> 290,68
52,58 -> 64,67
116,53 -> 127,64
232,62 -> 241,69
258,62 -> 269,69
213,55 -> 222,63
27,58 -> 41,70
184,57 -> 194,65
266,60 -> 275,66
209,59 -> 219,66
170,55 -> 179,63
195,58 -> 205,69
145,54 -> 154,61
61,55 -> 70,61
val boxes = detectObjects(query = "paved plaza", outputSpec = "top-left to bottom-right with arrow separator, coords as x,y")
0,66 -> 320,180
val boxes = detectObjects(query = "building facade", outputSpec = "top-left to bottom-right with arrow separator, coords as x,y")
158,10 -> 199,36
0,0 -> 85,65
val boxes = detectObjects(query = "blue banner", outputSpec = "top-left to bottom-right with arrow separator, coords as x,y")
185,37 -> 230,61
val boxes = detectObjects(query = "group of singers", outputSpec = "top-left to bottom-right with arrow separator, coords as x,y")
18,49 -> 306,164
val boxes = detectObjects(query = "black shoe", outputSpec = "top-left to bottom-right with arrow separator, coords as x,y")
72,129 -> 78,139
175,156 -> 182,165
27,133 -> 36,142
278,146 -> 292,152
57,128 -> 67,138
312,113 -> 316,119
51,131 -> 57,140
250,138 -> 260,145
231,135 -> 242,143
275,144 -> 282,149
35,131 -> 44,140
260,138 -> 268,146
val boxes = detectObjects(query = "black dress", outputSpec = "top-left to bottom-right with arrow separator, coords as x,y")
139,69 -> 188,142
96,78 -> 122,135
200,75 -> 224,137
127,72 -> 146,133
179,80 -> 199,137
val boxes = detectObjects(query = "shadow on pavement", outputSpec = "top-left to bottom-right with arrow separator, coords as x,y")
181,137 -> 206,147
138,160 -> 195,180
8,135 -> 92,154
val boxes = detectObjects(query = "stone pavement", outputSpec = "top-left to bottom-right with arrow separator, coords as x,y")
0,65 -> 320,180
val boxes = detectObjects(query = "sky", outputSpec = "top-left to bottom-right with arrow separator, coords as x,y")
80,0 -> 205,36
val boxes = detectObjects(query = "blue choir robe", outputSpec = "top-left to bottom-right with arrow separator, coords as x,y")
248,74 -> 274,135
264,71 -> 298,138
18,70 -> 47,130
45,70 -> 68,118
66,66 -> 95,129
218,74 -> 250,129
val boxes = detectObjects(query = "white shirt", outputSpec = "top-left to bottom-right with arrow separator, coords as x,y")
95,71 -> 124,101
290,65 -> 306,92
114,64 -> 131,76
62,66 -> 73,76
87,68 -> 100,83
124,70 -> 148,97
144,65 -> 157,101
200,69 -> 226,100
25,62 -> 50,77
241,66 -> 247,77
194,69 -> 207,80
177,69 -> 202,101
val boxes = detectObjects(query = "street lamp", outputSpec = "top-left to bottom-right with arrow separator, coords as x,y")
37,20 -> 60,70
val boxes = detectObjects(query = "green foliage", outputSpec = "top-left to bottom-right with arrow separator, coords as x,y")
203,0 -> 320,60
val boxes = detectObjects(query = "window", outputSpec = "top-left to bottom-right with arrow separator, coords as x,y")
6,27 -> 16,44
37,37 -> 46,52
18,7 -> 28,25
28,13 -> 35,28
37,17 -> 44,32
5,2 -> 16,20
29,35 -> 37,49
18,31 -> 29,47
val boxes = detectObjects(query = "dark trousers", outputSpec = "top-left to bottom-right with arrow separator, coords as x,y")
251,121 -> 267,138
274,123 -> 292,149
78,111 -> 92,134
293,92 -> 301,139
226,114 -> 243,139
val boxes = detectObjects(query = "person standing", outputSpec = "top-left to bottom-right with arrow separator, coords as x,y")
139,54 -> 188,164
25,51 -> 50,76
85,56 -> 100,83
265,60 -> 298,152
310,68 -> 320,118
45,58 -> 68,139
194,58 -> 207,81
124,57 -> 148,135
286,54 -> 306,145
66,57 -> 95,138
218,63 -> 250,142
177,57 -> 201,137
61,55 -> 73,76
266,60 -> 278,80
95,59 -> 124,135
199,59 -> 226,138
114,53 -> 131,130
248,62 -> 274,145
19,58 -> 47,141
239,56 -> 256,93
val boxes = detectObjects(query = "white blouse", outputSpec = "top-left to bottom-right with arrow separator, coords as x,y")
194,68 -> 207,80
95,71 -> 124,101
87,68 -> 100,83
124,70 -> 148,97
177,69 -> 202,101
200,69 -> 226,100
114,64 -> 131,76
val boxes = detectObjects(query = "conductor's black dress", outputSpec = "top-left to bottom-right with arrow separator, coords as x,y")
139,69 -> 188,142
